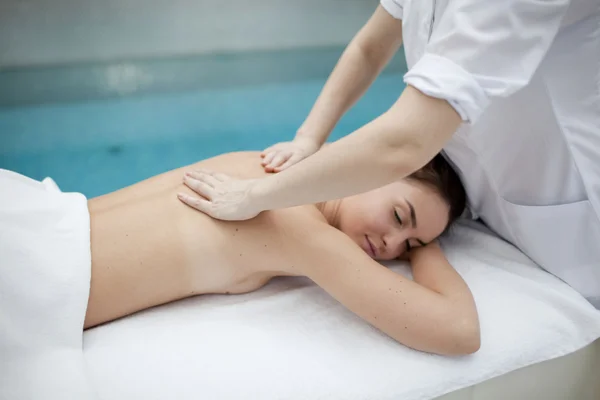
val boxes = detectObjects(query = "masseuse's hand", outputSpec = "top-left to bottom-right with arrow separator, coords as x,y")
177,170 -> 261,221
260,136 -> 320,172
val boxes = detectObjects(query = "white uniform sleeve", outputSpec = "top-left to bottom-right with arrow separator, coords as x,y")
380,0 -> 404,20
404,0 -> 570,124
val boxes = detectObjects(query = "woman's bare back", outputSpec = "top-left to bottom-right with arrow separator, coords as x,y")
85,152 -> 328,328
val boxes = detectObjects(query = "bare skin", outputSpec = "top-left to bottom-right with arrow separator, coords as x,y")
86,152 -> 479,355
86,152 -> 312,328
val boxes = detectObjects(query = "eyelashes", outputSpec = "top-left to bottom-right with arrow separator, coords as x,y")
394,209 -> 403,226
394,208 -> 412,253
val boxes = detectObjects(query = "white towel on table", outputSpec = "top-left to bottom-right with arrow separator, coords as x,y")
83,219 -> 600,400
0,170 -> 96,400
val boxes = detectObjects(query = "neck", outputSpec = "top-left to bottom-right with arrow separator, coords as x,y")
316,199 -> 342,229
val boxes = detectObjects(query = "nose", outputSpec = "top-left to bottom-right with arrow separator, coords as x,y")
382,231 -> 408,259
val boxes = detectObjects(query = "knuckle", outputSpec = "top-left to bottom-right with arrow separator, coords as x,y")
192,181 -> 204,192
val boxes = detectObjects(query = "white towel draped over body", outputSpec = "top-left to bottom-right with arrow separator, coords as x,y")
0,169 -> 96,400
1,169 -> 600,400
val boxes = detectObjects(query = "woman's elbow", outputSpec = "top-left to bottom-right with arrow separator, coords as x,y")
417,314 -> 481,356
389,317 -> 480,356
449,316 -> 481,355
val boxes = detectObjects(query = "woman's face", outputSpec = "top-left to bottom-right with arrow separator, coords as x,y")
337,180 -> 449,260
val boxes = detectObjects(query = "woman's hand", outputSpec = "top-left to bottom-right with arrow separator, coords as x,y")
177,170 -> 262,221
408,240 -> 441,260
260,136 -> 321,172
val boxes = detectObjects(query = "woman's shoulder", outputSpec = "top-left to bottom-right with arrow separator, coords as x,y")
190,151 -> 266,180
271,207 -> 367,257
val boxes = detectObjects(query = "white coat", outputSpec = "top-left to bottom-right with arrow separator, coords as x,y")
380,0 -> 600,307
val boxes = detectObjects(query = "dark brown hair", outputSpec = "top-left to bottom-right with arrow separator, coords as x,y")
407,154 -> 466,233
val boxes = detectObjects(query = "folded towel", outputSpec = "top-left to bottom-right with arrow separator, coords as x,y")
0,170 -> 96,400
83,219 -> 600,400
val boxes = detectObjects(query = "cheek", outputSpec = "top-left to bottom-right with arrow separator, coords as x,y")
341,213 -> 366,235
340,203 -> 370,234
366,205 -> 393,232
340,196 -> 390,236
371,212 -> 391,233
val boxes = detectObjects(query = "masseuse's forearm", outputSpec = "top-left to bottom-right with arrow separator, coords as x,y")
252,86 -> 462,210
295,44 -> 382,146
297,7 -> 404,146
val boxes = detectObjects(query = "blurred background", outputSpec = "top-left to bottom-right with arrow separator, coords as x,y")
0,0 -> 407,197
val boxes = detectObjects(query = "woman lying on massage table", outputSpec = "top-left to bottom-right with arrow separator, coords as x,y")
85,151 -> 480,355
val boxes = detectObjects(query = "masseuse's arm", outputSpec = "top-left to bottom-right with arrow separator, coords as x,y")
255,86 -> 462,207
181,0 -> 570,222
304,230 -> 480,355
258,0 -> 571,204
180,86 -> 462,221
262,5 -> 404,171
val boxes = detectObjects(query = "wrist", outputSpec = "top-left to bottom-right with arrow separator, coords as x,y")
295,126 -> 328,147
247,176 -> 273,214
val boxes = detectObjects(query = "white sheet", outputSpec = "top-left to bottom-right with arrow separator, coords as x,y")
83,219 -> 600,400
0,170 -> 96,400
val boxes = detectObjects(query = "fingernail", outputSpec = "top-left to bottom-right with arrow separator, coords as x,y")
177,192 -> 186,199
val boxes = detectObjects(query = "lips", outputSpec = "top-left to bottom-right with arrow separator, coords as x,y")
364,235 -> 377,258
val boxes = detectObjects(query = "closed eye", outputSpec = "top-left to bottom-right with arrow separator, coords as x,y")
394,209 -> 403,226
395,209 -> 419,253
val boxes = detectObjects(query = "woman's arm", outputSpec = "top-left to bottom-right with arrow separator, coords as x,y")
301,230 -> 480,355
179,5 -> 460,221
253,86 -> 462,208
179,86 -> 462,221
295,5 -> 404,147
261,5 -> 404,172
181,0 -> 570,222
